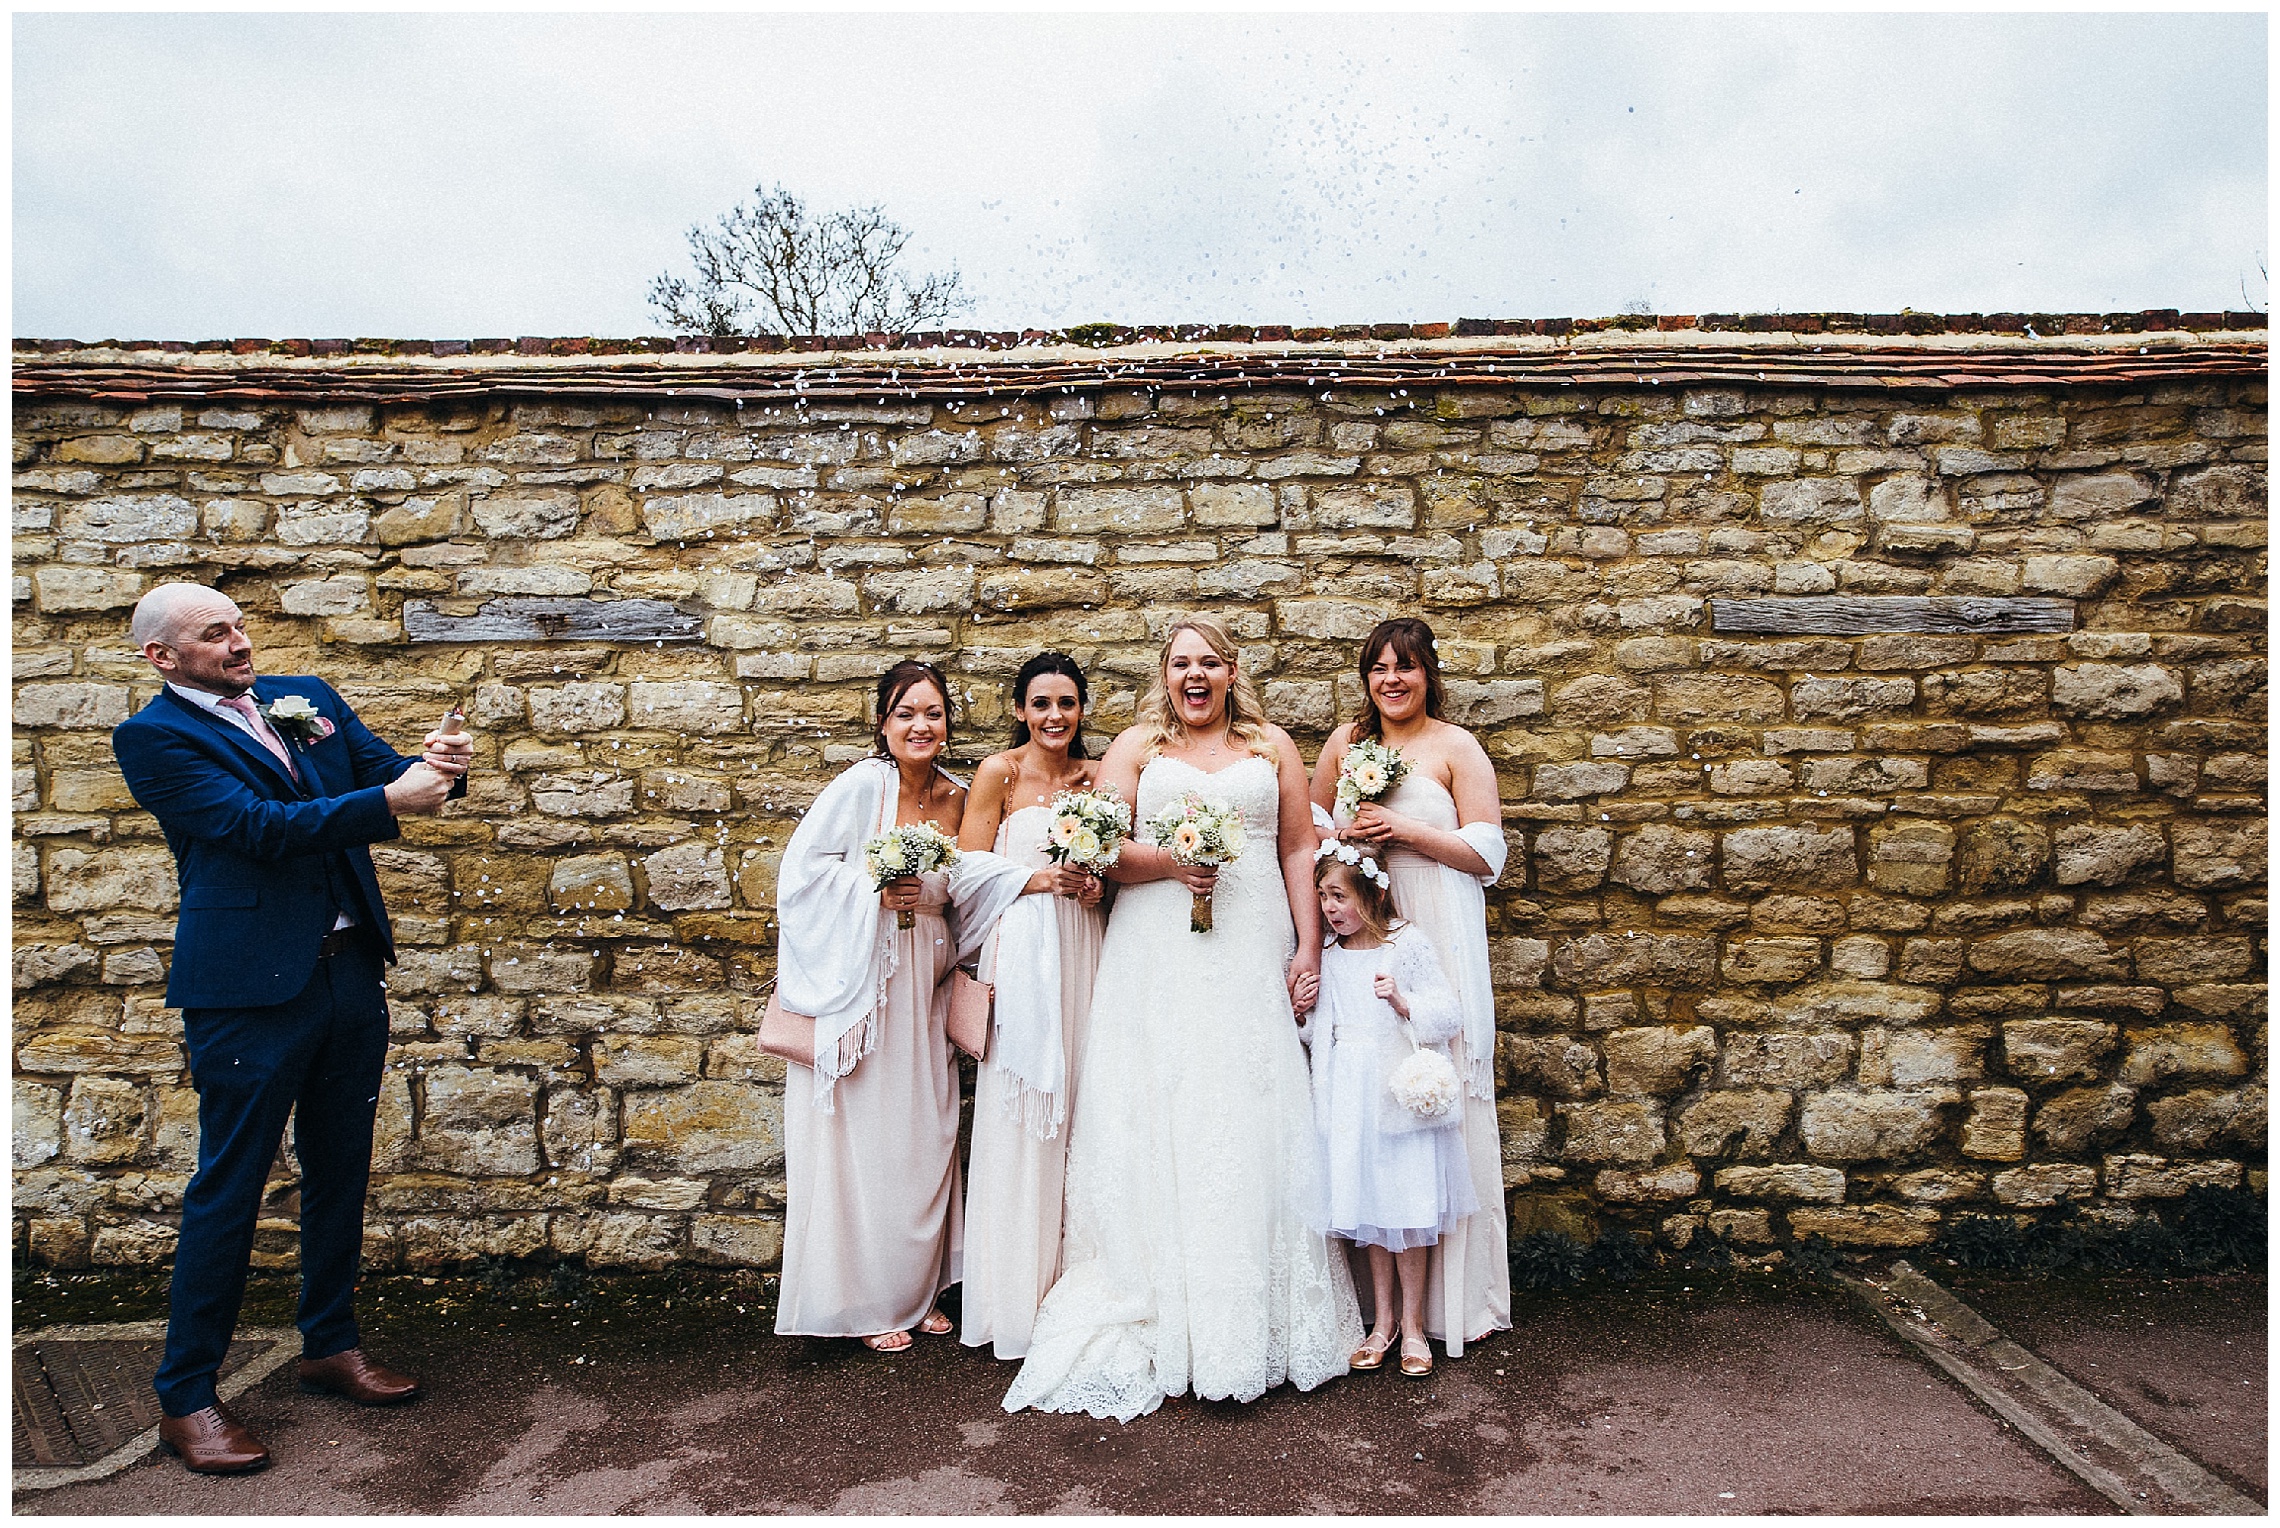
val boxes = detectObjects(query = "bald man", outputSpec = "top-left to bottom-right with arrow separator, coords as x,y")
112,583 -> 471,1473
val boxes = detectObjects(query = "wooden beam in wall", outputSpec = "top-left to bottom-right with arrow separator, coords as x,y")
1709,596 -> 2077,635
404,597 -> 704,643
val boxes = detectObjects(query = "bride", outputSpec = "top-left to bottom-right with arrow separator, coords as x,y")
1003,615 -> 1364,1422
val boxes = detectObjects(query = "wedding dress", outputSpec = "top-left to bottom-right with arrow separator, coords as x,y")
1003,754 -> 1363,1421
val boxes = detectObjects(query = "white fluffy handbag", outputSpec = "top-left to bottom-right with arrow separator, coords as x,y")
1389,1027 -> 1462,1122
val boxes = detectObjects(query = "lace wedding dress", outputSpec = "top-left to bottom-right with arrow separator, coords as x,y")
1002,755 -> 1363,1421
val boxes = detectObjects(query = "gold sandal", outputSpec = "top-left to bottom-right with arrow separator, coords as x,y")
861,1330 -> 913,1353
1350,1328 -> 1397,1371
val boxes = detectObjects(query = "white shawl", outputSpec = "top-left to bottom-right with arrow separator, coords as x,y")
1314,802 -> 1506,886
980,891 -> 1065,1140
1447,821 -> 1506,1098
774,756 -> 1028,1112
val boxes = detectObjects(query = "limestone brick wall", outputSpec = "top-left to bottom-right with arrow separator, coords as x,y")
11,360 -> 2267,1271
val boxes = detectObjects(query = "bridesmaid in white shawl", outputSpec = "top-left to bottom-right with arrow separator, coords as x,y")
957,652 -> 1108,1360
1309,618 -> 1513,1359
773,661 -> 1029,1353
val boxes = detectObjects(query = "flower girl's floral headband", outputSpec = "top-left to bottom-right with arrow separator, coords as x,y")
1315,838 -> 1391,890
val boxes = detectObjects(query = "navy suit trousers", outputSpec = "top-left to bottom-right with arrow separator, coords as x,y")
154,936 -> 389,1417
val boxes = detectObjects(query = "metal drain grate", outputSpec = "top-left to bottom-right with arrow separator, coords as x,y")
13,1323 -> 294,1486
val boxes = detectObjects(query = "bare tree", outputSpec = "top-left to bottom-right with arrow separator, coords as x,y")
649,183 -> 970,337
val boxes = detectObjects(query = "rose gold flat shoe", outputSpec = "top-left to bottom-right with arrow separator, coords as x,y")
1350,1331 -> 1395,1371
1399,1336 -> 1434,1379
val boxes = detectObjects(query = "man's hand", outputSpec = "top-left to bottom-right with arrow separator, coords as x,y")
384,762 -> 457,816
421,727 -> 473,777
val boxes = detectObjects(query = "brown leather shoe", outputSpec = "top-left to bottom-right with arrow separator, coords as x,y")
158,1404 -> 270,1474
296,1347 -> 420,1405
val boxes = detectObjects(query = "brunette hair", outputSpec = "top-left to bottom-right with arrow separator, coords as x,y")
1009,651 -> 1090,759
1352,617 -> 1446,742
1133,613 -> 1276,761
1314,846 -> 1401,945
871,660 -> 955,757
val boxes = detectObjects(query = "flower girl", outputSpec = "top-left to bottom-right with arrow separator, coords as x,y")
1297,840 -> 1479,1379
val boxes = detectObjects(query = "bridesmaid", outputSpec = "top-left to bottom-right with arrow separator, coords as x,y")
957,652 -> 1108,1360
773,660 -> 1027,1352
1309,618 -> 1512,1359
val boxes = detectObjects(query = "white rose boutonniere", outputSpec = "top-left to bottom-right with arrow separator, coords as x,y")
259,695 -> 335,744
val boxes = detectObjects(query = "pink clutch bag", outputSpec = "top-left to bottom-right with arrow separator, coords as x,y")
946,970 -> 992,1062
756,987 -> 816,1066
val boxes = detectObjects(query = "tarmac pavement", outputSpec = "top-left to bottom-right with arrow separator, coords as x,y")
1957,1273 -> 2266,1507
11,1266 -> 2263,1515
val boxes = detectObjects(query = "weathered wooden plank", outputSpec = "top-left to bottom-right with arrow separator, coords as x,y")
404,597 -> 703,643
1710,596 -> 2076,635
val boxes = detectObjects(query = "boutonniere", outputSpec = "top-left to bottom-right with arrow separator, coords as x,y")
260,695 -> 335,744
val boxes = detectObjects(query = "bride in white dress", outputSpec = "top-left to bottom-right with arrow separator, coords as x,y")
1003,615 -> 1364,1422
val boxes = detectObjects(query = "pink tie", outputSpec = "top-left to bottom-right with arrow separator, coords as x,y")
220,695 -> 299,780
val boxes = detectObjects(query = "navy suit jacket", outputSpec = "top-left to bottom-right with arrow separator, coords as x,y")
112,675 -> 449,1010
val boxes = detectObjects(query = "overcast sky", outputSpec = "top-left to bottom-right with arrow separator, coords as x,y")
12,11 -> 2268,339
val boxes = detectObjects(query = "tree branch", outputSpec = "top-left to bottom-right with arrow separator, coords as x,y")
647,181 -> 969,337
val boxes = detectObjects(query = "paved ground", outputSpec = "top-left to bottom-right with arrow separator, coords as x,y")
1956,1273 -> 2267,1506
11,1266 -> 2262,1515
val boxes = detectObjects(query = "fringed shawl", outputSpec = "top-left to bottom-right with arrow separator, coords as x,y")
775,757 -> 1028,1111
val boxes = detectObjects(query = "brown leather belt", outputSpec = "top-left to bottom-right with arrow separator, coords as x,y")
317,928 -> 362,959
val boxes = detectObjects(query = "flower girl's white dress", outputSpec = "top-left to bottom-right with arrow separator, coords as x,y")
1002,754 -> 1363,1421
1306,926 -> 1479,1252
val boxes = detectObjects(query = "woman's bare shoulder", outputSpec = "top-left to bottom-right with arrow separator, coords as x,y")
1101,726 -> 1153,763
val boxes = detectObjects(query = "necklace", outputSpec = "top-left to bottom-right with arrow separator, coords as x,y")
902,764 -> 947,822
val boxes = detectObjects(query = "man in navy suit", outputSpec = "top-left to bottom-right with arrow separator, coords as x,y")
112,582 -> 471,1474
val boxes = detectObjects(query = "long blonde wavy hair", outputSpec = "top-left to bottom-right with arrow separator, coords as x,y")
1133,613 -> 1278,761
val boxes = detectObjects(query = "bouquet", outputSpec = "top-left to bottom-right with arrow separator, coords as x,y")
1334,737 -> 1407,819
864,823 -> 961,928
1046,788 -> 1130,876
1144,792 -> 1245,933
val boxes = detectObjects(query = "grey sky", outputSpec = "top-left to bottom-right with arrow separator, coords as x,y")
12,11 -> 2268,338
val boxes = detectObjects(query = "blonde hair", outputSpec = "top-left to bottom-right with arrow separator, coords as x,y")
1134,614 -> 1277,761
1314,852 -> 1401,944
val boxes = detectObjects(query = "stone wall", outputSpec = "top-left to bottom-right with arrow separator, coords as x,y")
11,337 -> 2267,1271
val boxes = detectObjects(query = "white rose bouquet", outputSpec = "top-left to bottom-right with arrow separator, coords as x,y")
863,822 -> 961,928
1144,791 -> 1245,933
1045,787 -> 1130,876
1334,737 -> 1407,819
